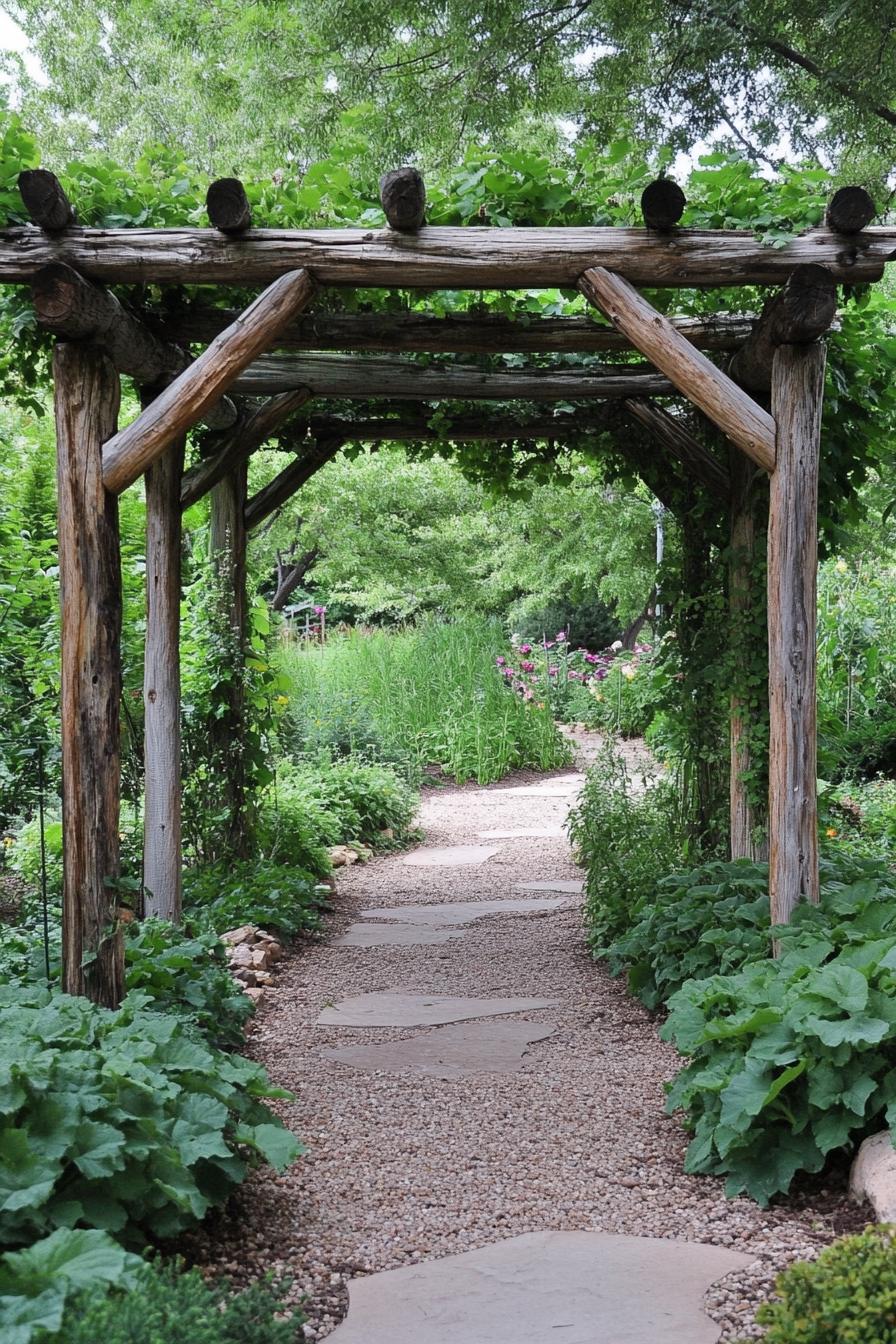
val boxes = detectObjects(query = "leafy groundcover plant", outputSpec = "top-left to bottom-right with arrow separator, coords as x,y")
0,1229 -> 302,1344
0,985 -> 302,1249
741,1225 -> 896,1343
183,860 -> 330,942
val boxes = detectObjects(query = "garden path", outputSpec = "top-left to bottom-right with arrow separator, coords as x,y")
197,750 -> 862,1341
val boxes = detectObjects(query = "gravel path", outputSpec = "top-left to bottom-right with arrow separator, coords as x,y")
194,752 -> 865,1341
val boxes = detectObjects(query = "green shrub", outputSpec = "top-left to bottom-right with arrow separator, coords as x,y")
663,927 -> 896,1204
41,1258 -> 302,1344
183,860 -> 329,941
605,859 -> 771,1009
746,1225 -> 896,1343
7,815 -> 63,900
0,1227 -> 143,1344
123,920 -> 252,1048
567,746 -> 691,945
0,985 -> 302,1249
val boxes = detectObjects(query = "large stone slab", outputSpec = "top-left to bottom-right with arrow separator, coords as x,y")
402,845 -> 502,867
515,879 -> 584,894
477,827 -> 566,839
850,1130 -> 896,1220
322,1021 -> 556,1078
327,1230 -> 752,1343
317,992 -> 559,1028
336,923 -> 466,948
360,898 -> 570,926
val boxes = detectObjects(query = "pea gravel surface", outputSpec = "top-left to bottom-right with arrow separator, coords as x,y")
192,744 -> 867,1341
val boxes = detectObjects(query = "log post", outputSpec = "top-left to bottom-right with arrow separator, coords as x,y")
729,448 -> 767,861
209,464 -> 250,855
143,434 -> 184,921
768,342 -> 826,929
54,342 -> 124,1006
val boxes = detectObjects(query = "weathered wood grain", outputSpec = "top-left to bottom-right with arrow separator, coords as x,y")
580,266 -> 777,471
209,465 -> 250,855
143,436 -> 184,921
32,262 -> 236,429
54,342 -> 124,1005
0,224 -> 891,287
768,342 -> 825,929
826,186 -> 875,235
180,388 -> 312,510
729,447 -> 766,861
380,167 -> 426,231
207,178 -> 252,233
164,309 -> 756,354
728,264 -> 837,394
230,352 -> 674,399
102,268 -> 316,494
18,168 -> 74,230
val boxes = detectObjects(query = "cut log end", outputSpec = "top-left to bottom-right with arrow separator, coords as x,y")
825,186 -> 875,235
640,178 -> 686,231
379,166 -> 426,232
207,178 -> 252,234
18,168 -> 75,232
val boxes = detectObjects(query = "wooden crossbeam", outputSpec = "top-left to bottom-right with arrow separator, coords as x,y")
102,269 -> 316,494
579,267 -> 777,472
19,168 -> 75,230
294,410 -> 621,442
245,438 -> 344,530
0,225 -> 892,287
180,389 -> 312,510
622,399 -> 730,500
164,309 -> 755,355
33,263 -> 237,430
230,353 -> 673,399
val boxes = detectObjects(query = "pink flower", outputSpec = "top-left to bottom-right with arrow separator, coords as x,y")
548,665 -> 558,677
496,656 -> 506,666
520,660 -> 535,673
556,631 -> 567,642
519,643 -> 532,654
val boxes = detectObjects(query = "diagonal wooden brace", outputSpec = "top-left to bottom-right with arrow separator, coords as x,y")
102,268 -> 316,494
579,266 -> 776,472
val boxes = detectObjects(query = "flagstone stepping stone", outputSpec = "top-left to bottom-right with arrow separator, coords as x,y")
317,992 -> 559,1028
321,1021 -> 556,1078
326,1230 -> 753,1344
336,923 -> 466,948
401,844 -> 502,866
515,879 -> 584,894
360,898 -> 569,926
477,826 -> 566,839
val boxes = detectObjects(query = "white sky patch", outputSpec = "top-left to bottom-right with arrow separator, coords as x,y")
0,11 -> 47,96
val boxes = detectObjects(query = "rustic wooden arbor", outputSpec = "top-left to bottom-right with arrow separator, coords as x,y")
6,167 -> 894,1004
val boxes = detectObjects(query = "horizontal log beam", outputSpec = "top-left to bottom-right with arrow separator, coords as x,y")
728,263 -> 837,394
0,225 -> 891,288
231,353 -> 674,400
293,408 -> 621,443
180,388 -> 312,510
245,437 -> 344,530
623,399 -> 730,500
164,309 -> 755,355
33,262 -> 237,429
103,269 -> 316,494
580,267 -> 777,472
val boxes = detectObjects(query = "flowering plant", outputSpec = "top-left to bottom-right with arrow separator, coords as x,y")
495,630 -> 655,732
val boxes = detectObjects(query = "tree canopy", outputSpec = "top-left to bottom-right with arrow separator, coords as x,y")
3,1 -> 894,184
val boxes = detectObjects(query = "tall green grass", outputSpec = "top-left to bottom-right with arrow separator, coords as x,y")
278,617 -> 572,784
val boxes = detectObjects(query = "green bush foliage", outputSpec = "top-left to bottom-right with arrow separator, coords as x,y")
0,985 -> 302,1249
746,1225 -> 896,1343
122,921 -> 253,1048
39,1258 -> 301,1344
567,746 -> 691,945
0,1227 -> 143,1344
182,861 -> 329,941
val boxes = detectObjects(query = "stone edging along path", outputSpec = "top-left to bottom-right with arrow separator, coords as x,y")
194,753 -> 865,1342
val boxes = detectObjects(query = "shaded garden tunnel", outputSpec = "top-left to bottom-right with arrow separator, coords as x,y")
7,163 -> 895,1006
